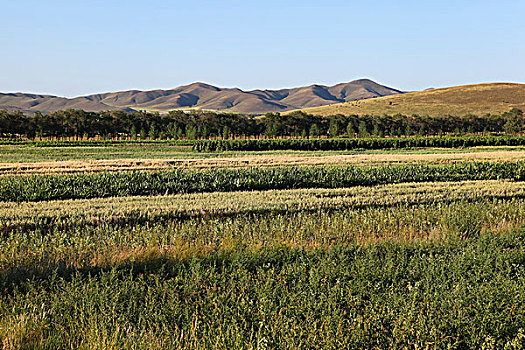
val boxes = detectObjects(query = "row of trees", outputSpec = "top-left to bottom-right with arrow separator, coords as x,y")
0,108 -> 523,139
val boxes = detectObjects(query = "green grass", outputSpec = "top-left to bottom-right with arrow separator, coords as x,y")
2,193 -> 525,274
2,232 -> 525,349
0,145 -> 200,163
2,180 -> 525,347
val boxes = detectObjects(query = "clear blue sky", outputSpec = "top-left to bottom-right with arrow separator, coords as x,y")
2,0 -> 524,97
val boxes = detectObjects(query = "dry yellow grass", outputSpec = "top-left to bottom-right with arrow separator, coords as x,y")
3,149 -> 525,175
2,180 -> 524,227
289,82 -> 525,117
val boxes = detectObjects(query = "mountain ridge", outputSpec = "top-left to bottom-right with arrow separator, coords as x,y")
0,79 -> 402,115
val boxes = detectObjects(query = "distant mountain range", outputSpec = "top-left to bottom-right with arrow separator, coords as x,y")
0,79 -> 402,115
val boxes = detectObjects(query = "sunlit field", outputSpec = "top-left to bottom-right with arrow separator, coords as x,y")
2,139 -> 525,348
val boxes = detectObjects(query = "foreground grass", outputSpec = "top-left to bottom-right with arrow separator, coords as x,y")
3,143 -> 525,348
2,233 -> 525,349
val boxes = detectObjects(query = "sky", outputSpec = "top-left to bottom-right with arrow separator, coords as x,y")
2,0 -> 524,97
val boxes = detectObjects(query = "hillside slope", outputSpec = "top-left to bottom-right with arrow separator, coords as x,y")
0,79 -> 401,114
290,83 -> 525,117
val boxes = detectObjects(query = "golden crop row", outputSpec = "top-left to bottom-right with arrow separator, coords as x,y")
0,180 -> 524,229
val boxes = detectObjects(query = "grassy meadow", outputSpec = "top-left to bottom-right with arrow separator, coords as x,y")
2,139 -> 525,349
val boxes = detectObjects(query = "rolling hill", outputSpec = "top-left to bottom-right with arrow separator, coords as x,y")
289,83 -> 525,117
0,79 -> 402,115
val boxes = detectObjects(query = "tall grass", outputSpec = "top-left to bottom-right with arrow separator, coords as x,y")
3,140 -> 525,348
2,233 -> 525,349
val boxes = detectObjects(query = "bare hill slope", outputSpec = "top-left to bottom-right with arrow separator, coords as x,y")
0,79 -> 402,114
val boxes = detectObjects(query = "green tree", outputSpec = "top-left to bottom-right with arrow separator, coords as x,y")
328,120 -> 339,138
201,126 -> 209,139
140,128 -> 147,140
149,123 -> 157,140
504,115 -> 523,135
358,121 -> 369,138
131,125 -> 137,140
222,126 -> 231,140
264,122 -> 278,138
309,123 -> 320,138
301,129 -> 308,139
346,123 -> 356,137
186,124 -> 197,140
509,108 -> 524,116
372,124 -> 381,138
177,127 -> 184,139
394,128 -> 402,137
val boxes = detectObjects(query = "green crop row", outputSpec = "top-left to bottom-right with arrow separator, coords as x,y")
2,162 -> 525,202
193,135 -> 525,152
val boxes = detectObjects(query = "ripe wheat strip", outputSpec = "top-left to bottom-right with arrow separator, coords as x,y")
1,180 -> 524,231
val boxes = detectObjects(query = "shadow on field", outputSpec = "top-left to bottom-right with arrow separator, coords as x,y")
0,246 -> 312,295
2,227 -> 525,296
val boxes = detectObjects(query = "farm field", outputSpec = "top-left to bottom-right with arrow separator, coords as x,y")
3,149 -> 525,176
4,144 -> 525,165
2,138 -> 525,348
3,140 -> 525,177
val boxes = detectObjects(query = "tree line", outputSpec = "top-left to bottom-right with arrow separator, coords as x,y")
0,108 -> 523,139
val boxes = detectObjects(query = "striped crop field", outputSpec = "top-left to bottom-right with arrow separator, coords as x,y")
1,138 -> 525,348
